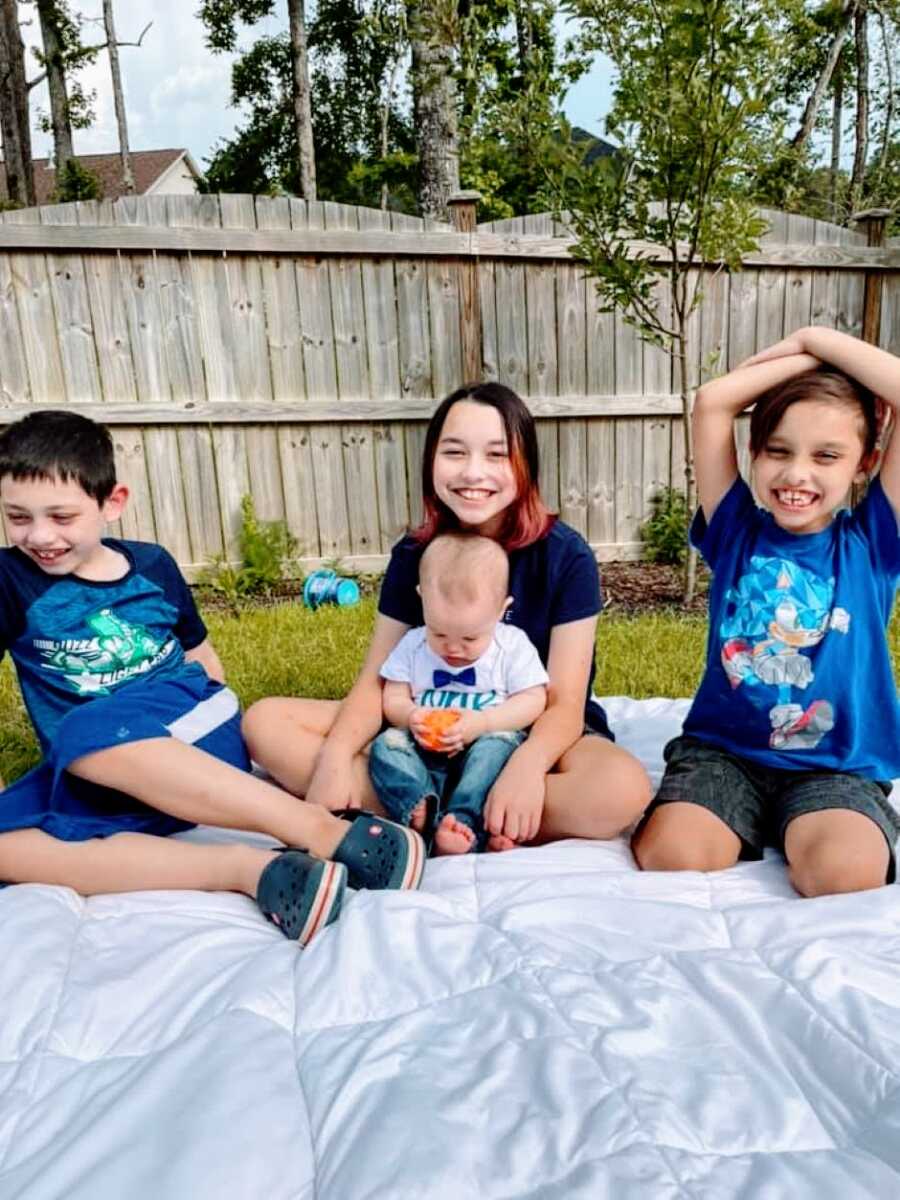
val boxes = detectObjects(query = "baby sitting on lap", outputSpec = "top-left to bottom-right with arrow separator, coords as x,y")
369,534 -> 548,854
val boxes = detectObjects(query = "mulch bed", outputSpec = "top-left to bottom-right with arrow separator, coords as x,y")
600,562 -> 709,615
198,562 -> 710,616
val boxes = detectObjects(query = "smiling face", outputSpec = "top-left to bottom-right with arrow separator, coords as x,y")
1,474 -> 128,578
751,399 -> 869,535
431,401 -> 518,537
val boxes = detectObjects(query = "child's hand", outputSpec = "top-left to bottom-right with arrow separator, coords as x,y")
483,751 -> 545,844
409,707 -> 457,750
739,329 -> 822,369
438,709 -> 488,755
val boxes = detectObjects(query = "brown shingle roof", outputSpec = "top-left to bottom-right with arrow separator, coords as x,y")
0,149 -> 198,204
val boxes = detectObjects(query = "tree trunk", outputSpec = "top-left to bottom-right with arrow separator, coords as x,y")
849,4 -> 869,212
287,0 -> 316,201
829,53 -> 844,220
0,0 -> 35,205
877,5 -> 894,173
409,0 -> 460,221
515,0 -> 533,73
102,0 -> 134,194
791,0 -> 857,150
36,0 -> 74,174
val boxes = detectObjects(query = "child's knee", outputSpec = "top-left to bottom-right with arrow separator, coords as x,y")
789,843 -> 889,897
632,805 -> 740,873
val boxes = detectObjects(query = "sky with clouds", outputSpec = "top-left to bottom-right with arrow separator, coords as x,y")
22,1 -> 614,171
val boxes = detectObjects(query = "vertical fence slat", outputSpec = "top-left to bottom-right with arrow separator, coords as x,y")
425,218 -> 463,398
587,418 -> 616,548
784,215 -> 816,333
181,195 -> 249,559
114,196 -> 192,562
220,194 -> 284,530
359,206 -> 409,551
255,196 -> 320,559
164,196 -> 230,563
2,207 -> 66,403
39,202 -> 103,403
0,213 -> 30,404
494,223 -> 528,396
325,202 -> 380,558
556,228 -> 586,532
111,425 -> 156,542
302,201 -> 350,558
76,199 -> 138,405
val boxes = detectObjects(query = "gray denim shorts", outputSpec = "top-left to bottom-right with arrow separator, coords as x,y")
646,735 -> 900,882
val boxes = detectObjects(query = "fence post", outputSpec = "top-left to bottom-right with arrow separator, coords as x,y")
852,207 -> 891,345
448,190 -> 483,382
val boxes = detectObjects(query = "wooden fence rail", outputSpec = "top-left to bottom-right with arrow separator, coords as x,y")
0,195 -> 897,578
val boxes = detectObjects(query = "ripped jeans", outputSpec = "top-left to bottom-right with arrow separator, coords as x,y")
368,727 -> 526,850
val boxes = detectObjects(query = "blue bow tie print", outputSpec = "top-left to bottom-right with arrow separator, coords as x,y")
433,667 -> 476,688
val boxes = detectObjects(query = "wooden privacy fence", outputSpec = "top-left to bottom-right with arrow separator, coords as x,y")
0,194 -> 897,578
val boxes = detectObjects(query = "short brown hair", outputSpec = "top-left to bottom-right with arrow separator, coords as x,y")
749,367 -> 878,462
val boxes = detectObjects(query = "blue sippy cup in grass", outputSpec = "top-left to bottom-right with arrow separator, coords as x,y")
303,569 -> 360,609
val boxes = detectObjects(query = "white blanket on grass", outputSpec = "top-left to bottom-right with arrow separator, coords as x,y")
1,697 -> 899,1200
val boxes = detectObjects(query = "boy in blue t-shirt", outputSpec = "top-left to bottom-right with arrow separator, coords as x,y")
633,328 -> 900,897
0,411 -> 424,945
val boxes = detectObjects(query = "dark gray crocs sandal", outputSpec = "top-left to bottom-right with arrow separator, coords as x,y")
332,811 -> 426,891
257,850 -> 347,946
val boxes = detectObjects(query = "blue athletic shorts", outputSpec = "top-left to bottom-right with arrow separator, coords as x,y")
0,663 -> 250,843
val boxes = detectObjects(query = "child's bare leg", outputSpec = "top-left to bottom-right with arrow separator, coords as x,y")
784,809 -> 890,897
631,802 -> 742,872
432,814 -> 476,856
0,827 -> 276,897
68,738 -> 350,860
242,696 -> 379,806
487,737 -> 652,852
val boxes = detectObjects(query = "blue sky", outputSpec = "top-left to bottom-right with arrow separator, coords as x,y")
24,1 -> 616,169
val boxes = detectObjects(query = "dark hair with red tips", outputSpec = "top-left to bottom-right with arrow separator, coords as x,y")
414,382 -> 556,550
749,367 -> 879,465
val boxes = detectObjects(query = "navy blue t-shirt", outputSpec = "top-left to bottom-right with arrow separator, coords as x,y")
378,521 -> 611,735
683,475 -> 900,778
0,540 -> 207,753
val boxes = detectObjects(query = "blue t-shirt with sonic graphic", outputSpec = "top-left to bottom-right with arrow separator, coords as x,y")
683,475 -> 900,779
0,539 -> 206,753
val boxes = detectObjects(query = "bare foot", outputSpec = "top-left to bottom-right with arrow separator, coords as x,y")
433,814 -> 476,856
486,833 -> 518,853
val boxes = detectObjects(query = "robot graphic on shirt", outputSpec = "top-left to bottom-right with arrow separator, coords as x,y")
719,556 -> 850,750
39,609 -> 170,695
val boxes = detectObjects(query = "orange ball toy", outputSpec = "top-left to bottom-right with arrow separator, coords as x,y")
418,709 -> 461,751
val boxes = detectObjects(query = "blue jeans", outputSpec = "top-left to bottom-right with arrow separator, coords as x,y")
368,727 -> 526,850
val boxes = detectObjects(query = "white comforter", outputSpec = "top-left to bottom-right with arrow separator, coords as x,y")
2,698 -> 899,1200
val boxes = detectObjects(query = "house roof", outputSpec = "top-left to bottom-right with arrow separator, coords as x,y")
0,149 -> 201,204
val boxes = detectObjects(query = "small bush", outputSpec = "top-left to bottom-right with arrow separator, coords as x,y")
198,495 -> 297,613
52,159 -> 103,203
641,487 -> 690,565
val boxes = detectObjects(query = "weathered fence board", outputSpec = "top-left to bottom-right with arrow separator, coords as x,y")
0,196 -> 894,577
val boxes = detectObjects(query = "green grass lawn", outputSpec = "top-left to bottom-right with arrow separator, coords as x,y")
2,595 -> 898,786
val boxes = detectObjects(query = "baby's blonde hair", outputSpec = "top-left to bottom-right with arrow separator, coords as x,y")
419,534 -> 509,607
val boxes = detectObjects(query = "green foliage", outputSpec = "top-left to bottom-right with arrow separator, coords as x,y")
51,158 -> 102,202
200,0 -> 417,208
197,495 -> 297,614
641,488 -> 690,567
34,0 -> 100,133
546,0 -> 787,363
